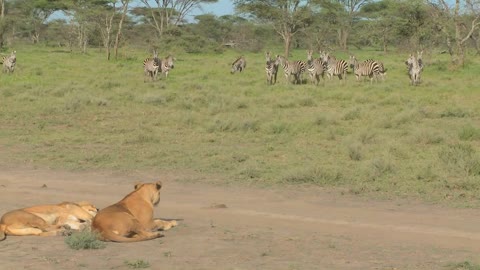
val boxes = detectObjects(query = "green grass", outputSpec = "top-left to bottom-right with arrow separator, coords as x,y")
1,45 -> 480,206
446,261 -> 480,270
64,229 -> 106,250
124,259 -> 150,269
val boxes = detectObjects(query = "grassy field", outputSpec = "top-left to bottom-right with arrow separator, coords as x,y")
1,45 -> 479,206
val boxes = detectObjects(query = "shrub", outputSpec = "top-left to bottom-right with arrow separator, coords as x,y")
124,259 -> 150,269
64,230 -> 106,250
459,125 -> 480,141
348,143 -> 363,161
446,261 -> 480,270
440,107 -> 470,118
439,144 -> 480,176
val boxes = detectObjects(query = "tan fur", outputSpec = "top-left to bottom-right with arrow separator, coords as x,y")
0,201 -> 98,241
92,181 -> 177,242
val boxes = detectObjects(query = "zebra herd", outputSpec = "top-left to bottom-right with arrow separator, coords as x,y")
143,49 -> 175,82
142,49 -> 422,86
1,51 -> 16,74
0,48 -> 421,86
260,50 -> 390,85
240,50 -> 425,86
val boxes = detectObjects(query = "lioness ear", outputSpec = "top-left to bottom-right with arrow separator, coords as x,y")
134,183 -> 144,190
156,181 -> 162,190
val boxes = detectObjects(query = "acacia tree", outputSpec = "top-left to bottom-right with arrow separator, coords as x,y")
7,0 -> 68,44
314,0 -> 370,50
114,0 -> 129,59
135,0 -> 217,38
63,0 -> 112,53
360,0 -> 431,52
101,2 -> 116,60
429,0 -> 480,66
234,0 -> 313,57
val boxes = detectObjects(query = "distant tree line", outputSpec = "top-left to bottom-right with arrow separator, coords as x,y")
0,0 -> 479,66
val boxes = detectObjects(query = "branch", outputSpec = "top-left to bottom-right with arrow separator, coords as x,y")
461,15 -> 480,44
139,0 -> 162,36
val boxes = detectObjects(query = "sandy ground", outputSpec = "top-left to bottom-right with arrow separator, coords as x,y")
1,167 -> 480,270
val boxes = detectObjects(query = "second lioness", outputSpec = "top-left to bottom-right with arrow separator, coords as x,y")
92,181 -> 177,242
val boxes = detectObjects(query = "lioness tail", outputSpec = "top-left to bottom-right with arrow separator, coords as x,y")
0,224 -> 6,241
98,230 -> 163,243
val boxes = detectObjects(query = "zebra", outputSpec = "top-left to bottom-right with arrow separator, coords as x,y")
159,54 -> 175,78
265,51 -> 279,85
348,55 -> 380,83
231,56 -> 246,74
143,49 -> 160,82
405,51 -> 423,85
2,51 -> 16,74
276,55 -> 306,84
320,51 -> 348,82
373,60 -> 387,80
306,50 -> 326,85
361,59 -> 387,80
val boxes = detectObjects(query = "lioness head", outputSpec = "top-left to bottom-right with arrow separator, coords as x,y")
134,181 -> 162,206
76,201 -> 99,217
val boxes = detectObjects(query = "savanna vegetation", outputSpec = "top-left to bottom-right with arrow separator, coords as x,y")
0,0 -> 479,206
1,45 -> 480,206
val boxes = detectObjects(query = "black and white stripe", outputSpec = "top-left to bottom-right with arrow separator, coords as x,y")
405,51 -> 423,85
265,51 -> 279,85
231,56 -> 246,74
276,55 -> 306,84
143,50 -> 159,82
306,50 -> 326,85
1,51 -> 16,74
349,55 -> 380,83
320,51 -> 348,81
159,54 -> 175,78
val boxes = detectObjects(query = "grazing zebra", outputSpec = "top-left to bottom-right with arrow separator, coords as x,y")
320,51 -> 348,82
231,56 -> 246,74
2,51 -> 16,74
276,55 -> 306,84
361,59 -> 387,80
159,54 -> 175,78
348,55 -> 380,83
306,50 -> 326,85
265,51 -> 279,85
373,60 -> 387,80
405,51 -> 423,85
143,50 -> 160,82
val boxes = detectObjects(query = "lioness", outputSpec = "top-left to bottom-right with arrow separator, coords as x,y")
92,181 -> 177,242
0,201 -> 98,241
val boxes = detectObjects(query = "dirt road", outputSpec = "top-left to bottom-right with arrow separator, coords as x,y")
1,168 -> 479,269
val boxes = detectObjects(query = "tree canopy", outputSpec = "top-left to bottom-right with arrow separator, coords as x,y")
0,0 -> 479,66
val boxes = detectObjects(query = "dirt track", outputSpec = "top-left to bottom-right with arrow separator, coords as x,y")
1,168 -> 480,270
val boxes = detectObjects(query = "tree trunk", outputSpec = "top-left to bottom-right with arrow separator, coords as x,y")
114,0 -> 129,59
284,33 -> 292,57
337,28 -> 349,50
382,28 -> 388,53
0,0 -> 4,48
453,0 -> 464,66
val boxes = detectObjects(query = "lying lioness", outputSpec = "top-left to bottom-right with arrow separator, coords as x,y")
92,181 -> 177,242
0,201 -> 98,241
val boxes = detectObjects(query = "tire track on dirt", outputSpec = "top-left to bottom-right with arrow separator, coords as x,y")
168,202 -> 480,241
231,208 -> 480,240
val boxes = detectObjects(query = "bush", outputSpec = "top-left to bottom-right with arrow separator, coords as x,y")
64,229 -> 106,250
124,259 -> 150,269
